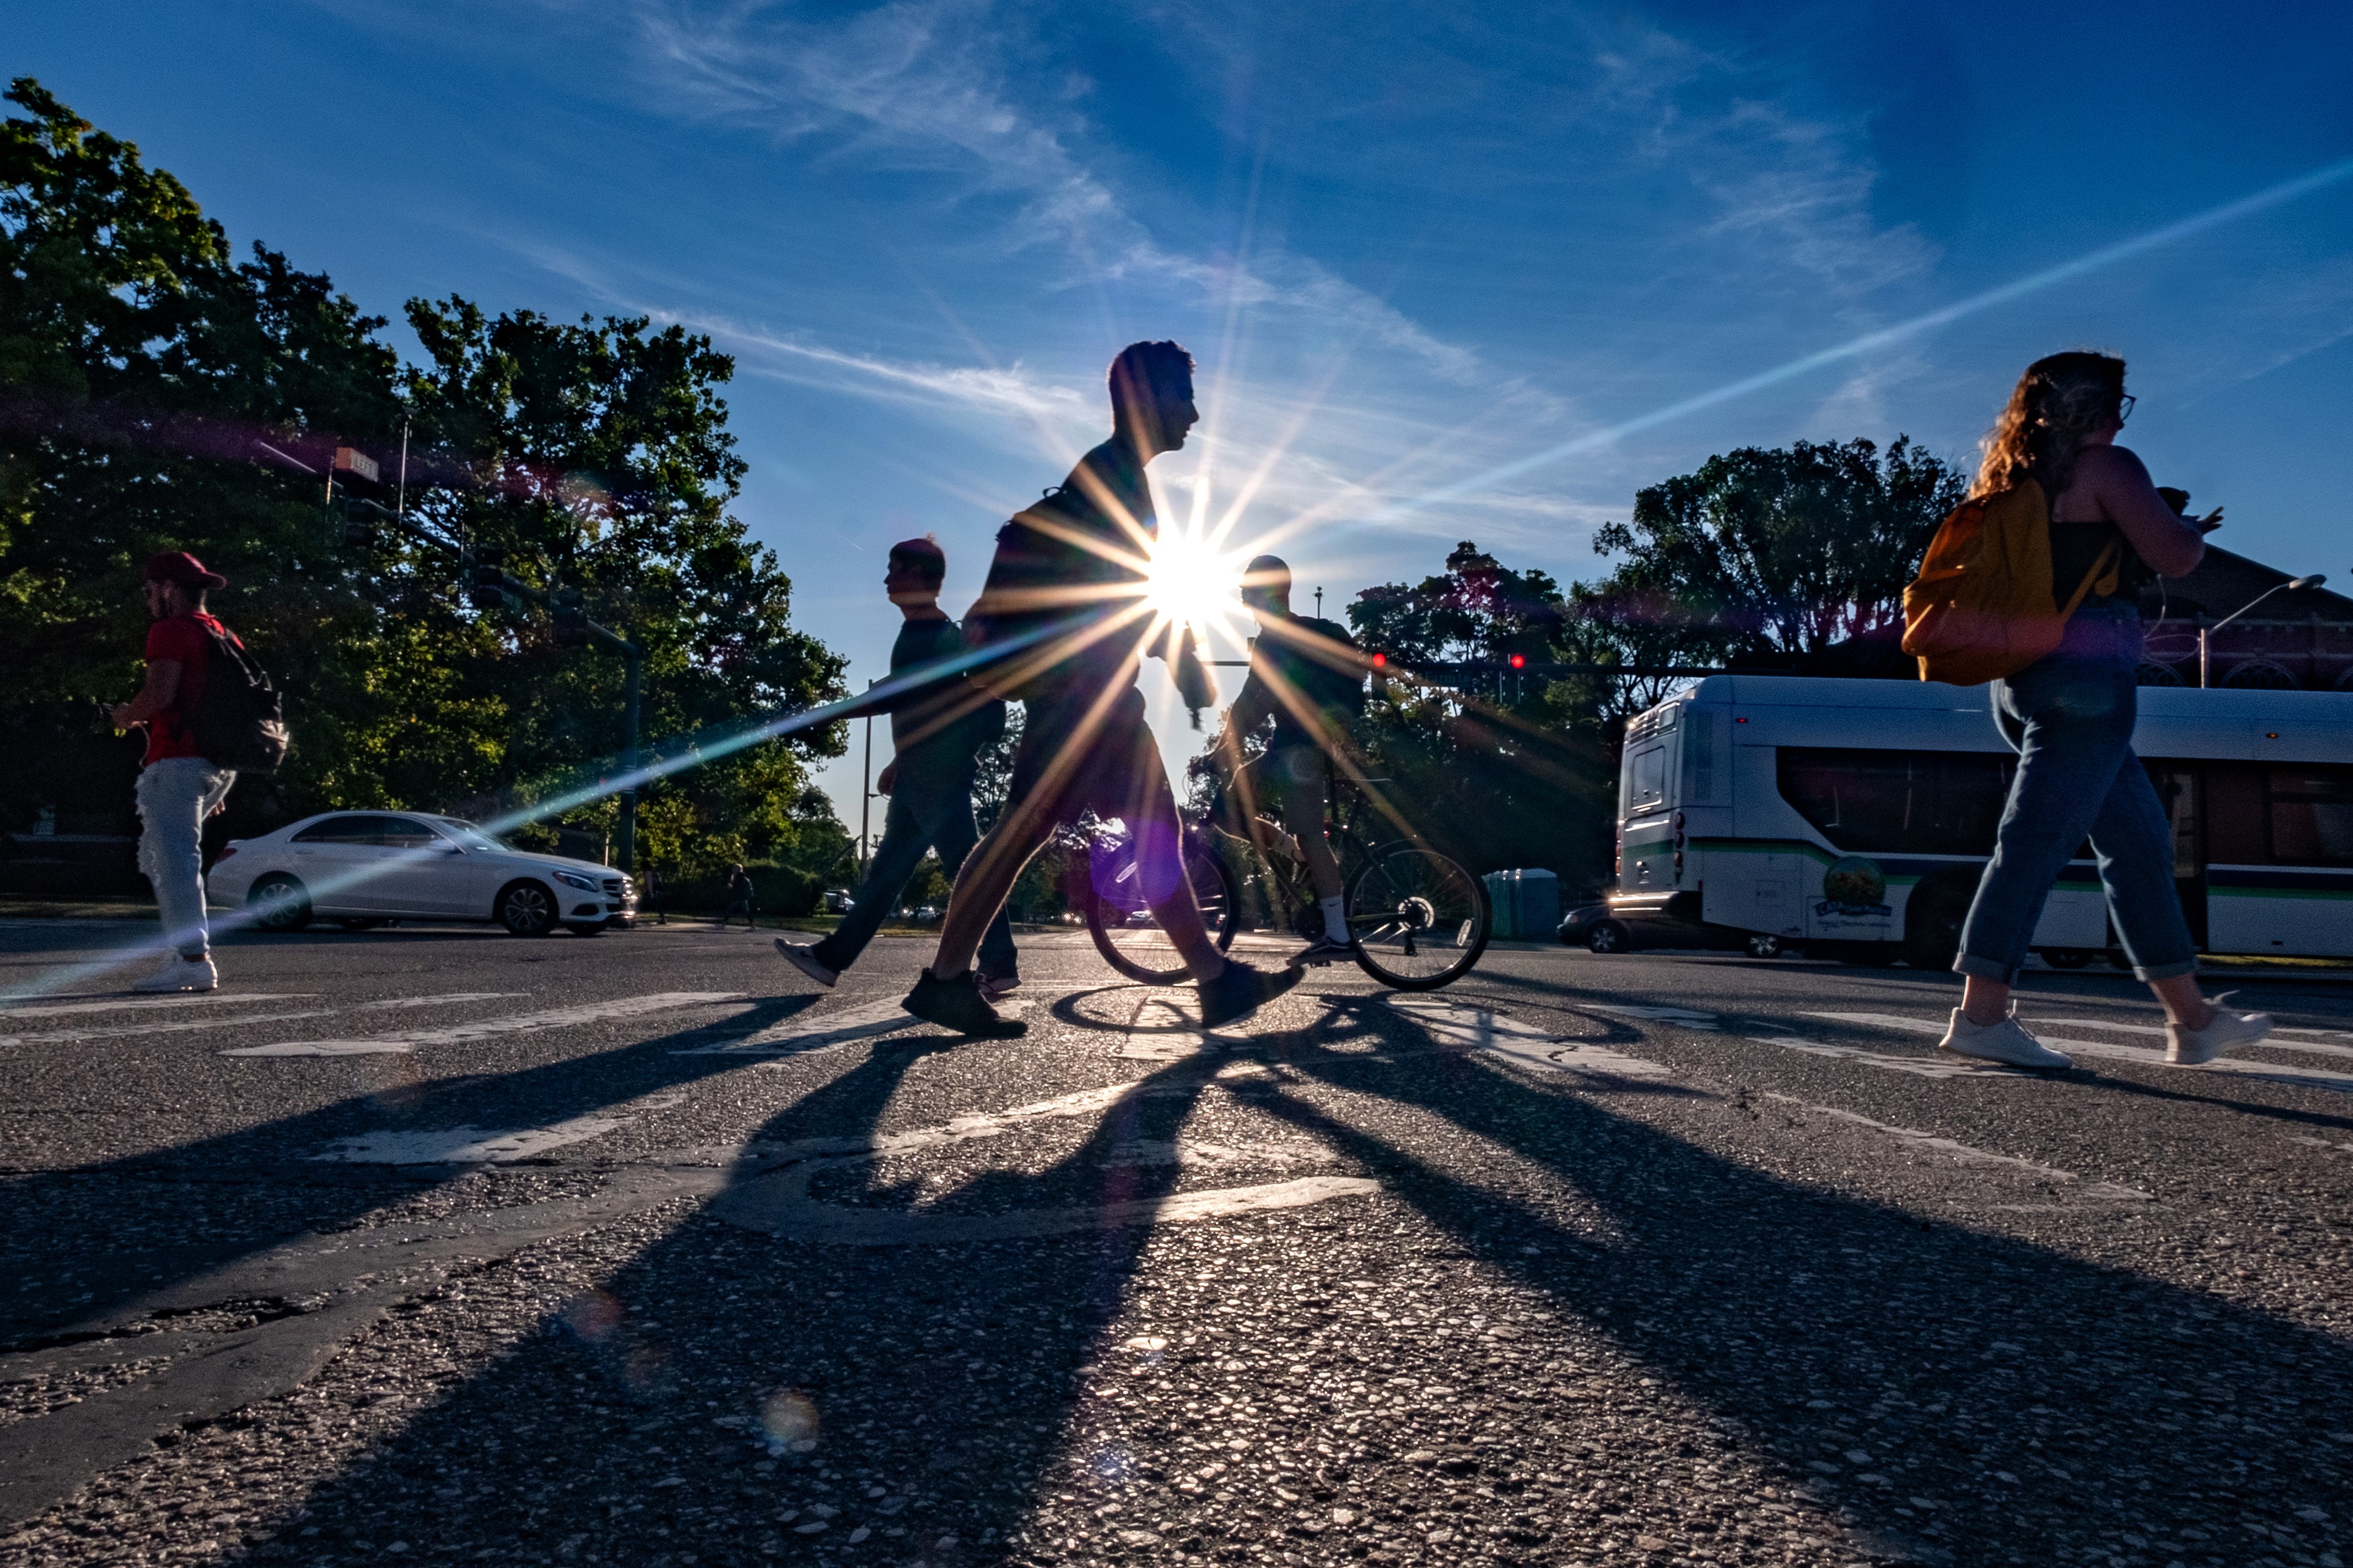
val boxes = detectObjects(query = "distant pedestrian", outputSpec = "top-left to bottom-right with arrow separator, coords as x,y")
645,862 -> 666,925
718,863 -> 756,930
110,552 -> 240,993
774,537 -> 1019,998
1932,351 -> 2270,1069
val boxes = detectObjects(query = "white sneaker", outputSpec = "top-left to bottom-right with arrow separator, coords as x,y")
976,971 -> 1019,1005
773,939 -> 838,988
1935,1007 -> 2071,1070
134,953 -> 217,994
2166,993 -> 2271,1066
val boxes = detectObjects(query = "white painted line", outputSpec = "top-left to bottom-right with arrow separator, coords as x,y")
718,1169 -> 1379,1244
312,1115 -> 625,1165
0,993 -> 315,1021
1808,1011 -> 2353,1095
2022,1015 -> 2353,1062
1387,997 -> 1673,1080
222,992 -> 743,1057
1581,1002 -> 1724,1032
673,995 -> 1026,1057
1750,1033 -> 2024,1081
1764,1093 -> 2151,1202
3,1011 -> 337,1048
354,992 -> 526,1011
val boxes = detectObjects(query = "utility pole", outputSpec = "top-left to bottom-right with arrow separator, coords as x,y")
1314,586 -> 1324,618
859,678 -> 876,877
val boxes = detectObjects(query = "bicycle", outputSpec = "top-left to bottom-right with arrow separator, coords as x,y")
1080,764 -> 1490,991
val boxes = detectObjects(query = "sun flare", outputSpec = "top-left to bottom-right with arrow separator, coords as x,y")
1142,527 -> 1244,641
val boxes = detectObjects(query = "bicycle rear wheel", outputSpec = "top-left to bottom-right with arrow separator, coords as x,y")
1347,846 -> 1490,990
1086,840 -> 1241,984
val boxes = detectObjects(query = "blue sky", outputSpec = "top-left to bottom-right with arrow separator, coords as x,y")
16,1 -> 2353,825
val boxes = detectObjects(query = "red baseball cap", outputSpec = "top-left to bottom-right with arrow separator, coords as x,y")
145,551 -> 227,589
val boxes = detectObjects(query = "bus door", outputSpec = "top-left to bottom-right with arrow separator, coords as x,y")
2150,762 -> 2208,950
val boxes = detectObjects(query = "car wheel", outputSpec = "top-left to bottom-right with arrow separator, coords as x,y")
1745,933 -> 1782,959
565,920 -> 610,937
496,880 -> 557,938
248,874 -> 311,934
1586,920 -> 1631,954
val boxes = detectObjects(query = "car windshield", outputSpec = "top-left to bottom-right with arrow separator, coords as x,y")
434,818 -> 513,853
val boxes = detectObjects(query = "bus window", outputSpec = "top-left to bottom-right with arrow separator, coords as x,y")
1775,748 -> 2012,855
2268,766 -> 2353,865
1628,746 -> 1667,815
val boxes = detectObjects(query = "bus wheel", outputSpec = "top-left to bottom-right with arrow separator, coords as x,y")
2040,948 -> 2095,970
1745,933 -> 1783,959
1902,880 -> 1972,971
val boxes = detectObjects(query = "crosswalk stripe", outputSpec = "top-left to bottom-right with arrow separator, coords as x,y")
1807,1011 -> 2353,1095
669,995 -> 1030,1057
312,1114 -> 625,1165
1386,997 -> 1673,1080
221,992 -> 743,1057
3,1011 -> 338,1048
1763,1093 -> 2152,1204
0,993 -> 315,1021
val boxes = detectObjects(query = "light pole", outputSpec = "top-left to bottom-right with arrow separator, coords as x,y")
859,678 -> 876,877
2201,575 -> 2326,688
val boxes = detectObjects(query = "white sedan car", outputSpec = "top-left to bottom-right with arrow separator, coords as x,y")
207,812 -> 635,937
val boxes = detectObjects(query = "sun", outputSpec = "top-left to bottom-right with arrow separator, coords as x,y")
1142,526 -> 1244,641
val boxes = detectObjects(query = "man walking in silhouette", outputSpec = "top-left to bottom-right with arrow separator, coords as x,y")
111,552 -> 241,993
900,341 -> 1300,1039
775,537 -> 1018,996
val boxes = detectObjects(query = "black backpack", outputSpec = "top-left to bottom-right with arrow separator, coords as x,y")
189,625 -> 291,775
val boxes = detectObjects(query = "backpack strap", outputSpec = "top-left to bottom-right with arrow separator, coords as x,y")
2057,536 -> 2125,621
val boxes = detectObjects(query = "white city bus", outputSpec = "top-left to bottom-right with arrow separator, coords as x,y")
1605,675 -> 2353,968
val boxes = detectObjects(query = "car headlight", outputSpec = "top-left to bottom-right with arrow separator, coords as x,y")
552,871 -> 598,891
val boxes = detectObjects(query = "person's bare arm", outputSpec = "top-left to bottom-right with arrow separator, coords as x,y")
2078,445 -> 2206,578
110,660 -> 181,730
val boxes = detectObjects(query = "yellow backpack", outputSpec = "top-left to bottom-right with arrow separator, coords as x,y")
1900,480 -> 2121,686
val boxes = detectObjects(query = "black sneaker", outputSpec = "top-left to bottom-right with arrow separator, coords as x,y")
903,967 -> 1027,1039
1198,961 -> 1304,1029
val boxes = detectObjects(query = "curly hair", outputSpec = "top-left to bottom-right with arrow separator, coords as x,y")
1971,351 -> 2127,501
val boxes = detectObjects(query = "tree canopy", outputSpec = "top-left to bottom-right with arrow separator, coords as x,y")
0,78 -> 845,887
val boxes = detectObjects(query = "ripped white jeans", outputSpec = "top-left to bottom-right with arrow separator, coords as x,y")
136,757 -> 236,959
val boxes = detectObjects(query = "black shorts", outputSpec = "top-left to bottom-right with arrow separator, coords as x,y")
1009,684 -> 1162,826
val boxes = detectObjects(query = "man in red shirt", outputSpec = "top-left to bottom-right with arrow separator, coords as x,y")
110,552 -> 241,992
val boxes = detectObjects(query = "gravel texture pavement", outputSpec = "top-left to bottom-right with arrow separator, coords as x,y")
0,919 -> 2347,1568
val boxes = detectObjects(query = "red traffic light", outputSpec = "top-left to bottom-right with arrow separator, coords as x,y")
1509,653 -> 1526,669
1370,652 -> 1386,668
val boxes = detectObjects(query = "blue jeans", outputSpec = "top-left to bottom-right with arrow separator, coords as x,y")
816,775 -> 1017,978
138,757 -> 236,959
1955,603 -> 2197,985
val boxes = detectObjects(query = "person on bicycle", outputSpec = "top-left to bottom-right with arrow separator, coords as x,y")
1213,555 -> 1366,966
899,341 -> 1302,1038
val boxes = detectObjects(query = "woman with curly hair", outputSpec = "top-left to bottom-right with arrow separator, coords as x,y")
1938,351 -> 2272,1071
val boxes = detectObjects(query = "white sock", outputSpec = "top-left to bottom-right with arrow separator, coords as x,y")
1319,897 -> 1348,943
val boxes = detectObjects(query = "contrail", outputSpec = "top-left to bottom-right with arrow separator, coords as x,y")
1387,152 -> 2353,515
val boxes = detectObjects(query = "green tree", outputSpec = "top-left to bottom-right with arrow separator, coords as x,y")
0,79 -> 842,875
1579,436 -> 1965,661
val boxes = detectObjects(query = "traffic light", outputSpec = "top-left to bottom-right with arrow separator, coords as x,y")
552,585 -> 590,648
470,547 -> 508,611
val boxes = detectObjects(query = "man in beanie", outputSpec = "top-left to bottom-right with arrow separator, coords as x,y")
110,552 -> 240,992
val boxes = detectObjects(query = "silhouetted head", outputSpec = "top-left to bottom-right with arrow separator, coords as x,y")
885,535 -> 946,608
1240,554 -> 1291,618
1974,351 -> 2128,501
1108,341 -> 1198,459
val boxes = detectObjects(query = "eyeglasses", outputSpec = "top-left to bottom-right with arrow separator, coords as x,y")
2117,394 -> 2136,426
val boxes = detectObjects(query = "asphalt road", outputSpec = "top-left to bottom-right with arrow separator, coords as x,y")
1,918 -> 2348,1568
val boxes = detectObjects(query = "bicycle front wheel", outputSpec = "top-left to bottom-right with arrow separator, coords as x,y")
1087,841 -> 1241,984
1347,846 -> 1490,990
